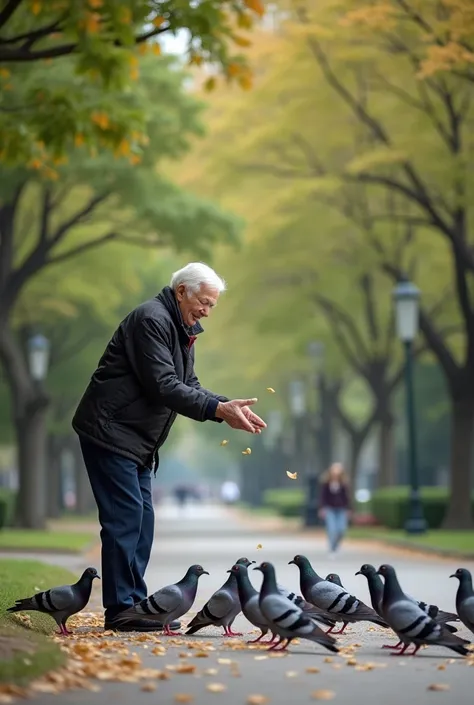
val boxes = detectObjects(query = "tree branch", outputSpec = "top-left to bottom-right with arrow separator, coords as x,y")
0,0 -> 21,31
359,273 -> 379,342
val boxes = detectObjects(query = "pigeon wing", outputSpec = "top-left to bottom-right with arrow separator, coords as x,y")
45,585 -> 77,612
206,589 -> 236,620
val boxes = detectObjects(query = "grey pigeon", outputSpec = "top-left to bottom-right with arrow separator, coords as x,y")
289,555 -> 389,631
7,567 -> 99,636
278,582 -> 336,629
125,564 -> 209,635
378,564 -> 471,657
229,563 -> 277,644
254,562 -> 339,653
185,557 -> 253,636
356,563 -> 459,650
451,568 -> 474,636
325,573 -> 350,634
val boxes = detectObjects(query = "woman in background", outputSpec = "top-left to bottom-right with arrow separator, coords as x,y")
318,462 -> 351,558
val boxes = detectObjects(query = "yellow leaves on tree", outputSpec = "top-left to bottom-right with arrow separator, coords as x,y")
91,112 -> 110,130
84,13 -> 101,33
244,0 -> 265,17
153,16 -> 166,27
419,41 -> 474,78
339,3 -> 397,31
29,0 -> 42,15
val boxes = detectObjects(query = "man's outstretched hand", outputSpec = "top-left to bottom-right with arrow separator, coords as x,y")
215,398 -> 267,434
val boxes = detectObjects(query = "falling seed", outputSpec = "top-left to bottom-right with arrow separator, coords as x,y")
256,543 -> 263,549
242,448 -> 252,455
207,683 -> 227,693
311,691 -> 335,701
286,471 -> 298,480
427,684 -> 450,692
266,387 -> 276,393
220,440 -> 228,446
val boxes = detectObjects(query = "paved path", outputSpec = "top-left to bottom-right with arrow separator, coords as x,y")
29,502 -> 474,704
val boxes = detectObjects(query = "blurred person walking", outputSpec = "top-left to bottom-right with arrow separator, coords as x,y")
72,262 -> 266,632
318,462 -> 352,559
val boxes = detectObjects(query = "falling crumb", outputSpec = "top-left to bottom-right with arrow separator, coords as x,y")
266,387 -> 276,393
207,683 -> 227,693
220,440 -> 228,446
427,684 -> 450,692
247,696 -> 270,705
311,691 -> 335,701
141,683 -> 157,692
256,544 -> 263,550
242,448 -> 252,455
286,471 -> 298,480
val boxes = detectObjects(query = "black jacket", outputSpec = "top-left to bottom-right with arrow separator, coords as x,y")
72,286 -> 227,470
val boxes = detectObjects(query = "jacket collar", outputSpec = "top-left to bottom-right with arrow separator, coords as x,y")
156,286 -> 204,341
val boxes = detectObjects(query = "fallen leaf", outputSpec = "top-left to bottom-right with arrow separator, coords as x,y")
437,665 -> 446,671
311,691 -> 335,701
174,695 -> 194,703
427,684 -> 450,692
323,657 -> 333,663
286,471 -> 298,480
266,387 -> 276,393
207,683 -> 227,693
256,543 -> 263,549
176,664 -> 196,674
242,448 -> 252,455
141,683 -> 157,692
247,696 -> 270,705
220,440 -> 228,446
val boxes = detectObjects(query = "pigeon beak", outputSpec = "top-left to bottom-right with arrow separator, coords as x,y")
250,560 -> 256,564
226,569 -> 232,574
376,570 -> 382,576
449,574 -> 456,579
202,571 -> 210,576
354,571 -> 361,576
253,566 -> 262,572
288,560 -> 295,566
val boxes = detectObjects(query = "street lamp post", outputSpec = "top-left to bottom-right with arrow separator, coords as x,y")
392,280 -> 427,534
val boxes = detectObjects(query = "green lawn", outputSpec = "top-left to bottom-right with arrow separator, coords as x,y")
0,559 -> 78,683
348,527 -> 474,554
0,529 -> 96,553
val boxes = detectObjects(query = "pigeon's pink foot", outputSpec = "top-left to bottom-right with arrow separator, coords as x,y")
408,645 -> 421,656
390,644 -> 410,656
382,641 -> 402,650
325,626 -> 334,634
331,623 -> 349,635
163,626 -> 182,636
223,626 -> 243,637
267,637 -> 283,651
246,632 -> 267,643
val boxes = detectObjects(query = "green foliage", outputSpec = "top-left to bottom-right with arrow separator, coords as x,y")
0,529 -> 96,552
371,486 -> 474,529
263,488 -> 306,517
0,0 -> 264,164
0,489 -> 16,528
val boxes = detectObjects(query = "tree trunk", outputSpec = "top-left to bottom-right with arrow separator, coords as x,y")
15,405 -> 49,528
69,436 -> 93,515
378,413 -> 396,488
442,396 -> 474,529
47,435 -> 63,519
347,431 -> 364,491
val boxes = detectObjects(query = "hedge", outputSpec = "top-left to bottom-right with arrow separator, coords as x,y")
0,489 -> 16,529
263,489 -> 305,517
371,486 -> 474,529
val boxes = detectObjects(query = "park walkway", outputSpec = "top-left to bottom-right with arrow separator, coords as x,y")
25,502 -> 474,704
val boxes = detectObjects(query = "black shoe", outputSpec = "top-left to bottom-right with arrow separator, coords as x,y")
104,613 -> 181,632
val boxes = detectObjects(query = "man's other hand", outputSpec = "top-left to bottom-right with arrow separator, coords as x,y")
215,399 -> 267,434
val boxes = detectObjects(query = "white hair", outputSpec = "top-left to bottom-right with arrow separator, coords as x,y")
170,262 -> 227,294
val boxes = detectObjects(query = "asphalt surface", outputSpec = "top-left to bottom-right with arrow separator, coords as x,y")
26,503 -> 474,704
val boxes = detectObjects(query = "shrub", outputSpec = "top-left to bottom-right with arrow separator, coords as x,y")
371,486 -> 474,529
263,488 -> 305,517
0,490 -> 16,529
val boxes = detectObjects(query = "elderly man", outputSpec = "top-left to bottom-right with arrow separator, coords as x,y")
72,262 -> 266,632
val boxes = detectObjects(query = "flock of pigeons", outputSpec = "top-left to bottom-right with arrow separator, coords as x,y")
6,557 -> 474,658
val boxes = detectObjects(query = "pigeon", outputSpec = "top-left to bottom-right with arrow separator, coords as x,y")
125,564 -> 209,635
277,582 -> 337,629
377,564 -> 471,657
450,568 -> 474,636
356,563 -> 459,650
289,555 -> 389,632
254,562 -> 339,653
7,567 -> 99,636
229,563 -> 277,644
325,574 -> 350,634
185,557 -> 253,636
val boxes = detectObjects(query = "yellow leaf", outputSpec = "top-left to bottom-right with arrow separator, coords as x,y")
151,43 -> 162,56
31,0 -> 42,15
220,440 -> 228,446
130,67 -> 140,80
244,0 -> 265,17
189,53 -> 204,66
89,0 -> 103,7
129,154 -> 142,165
28,158 -> 42,170
138,43 -> 148,55
153,15 -> 165,27
85,12 -> 101,33
91,111 -> 110,129
233,35 -> 251,47
242,448 -> 252,455
237,12 -> 254,30
266,387 -> 275,393
238,74 -> 253,90
74,133 -> 85,147
204,77 -> 217,92
118,7 -> 132,24
227,62 -> 243,77
256,543 -> 263,549
0,68 -> 11,78
117,139 -> 131,156
286,471 -> 298,480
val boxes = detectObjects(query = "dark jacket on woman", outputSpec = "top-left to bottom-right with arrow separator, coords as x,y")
72,286 -> 227,471
319,481 -> 351,510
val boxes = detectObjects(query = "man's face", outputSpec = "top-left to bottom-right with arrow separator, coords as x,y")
175,283 -> 220,327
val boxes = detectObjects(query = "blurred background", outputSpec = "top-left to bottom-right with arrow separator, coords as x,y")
0,0 -> 473,539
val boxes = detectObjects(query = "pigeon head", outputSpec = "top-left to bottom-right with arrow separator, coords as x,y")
228,564 -> 248,576
326,573 -> 342,586
235,557 -> 255,567
377,564 -> 395,578
83,567 -> 100,581
188,564 -> 210,577
253,561 -> 274,576
450,568 -> 472,581
355,564 -> 376,577
288,554 -> 306,567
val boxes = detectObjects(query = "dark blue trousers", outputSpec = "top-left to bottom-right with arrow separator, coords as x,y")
79,437 -> 155,618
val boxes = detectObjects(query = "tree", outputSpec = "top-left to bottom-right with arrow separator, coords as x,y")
0,0 -> 264,163
0,55 -> 239,528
